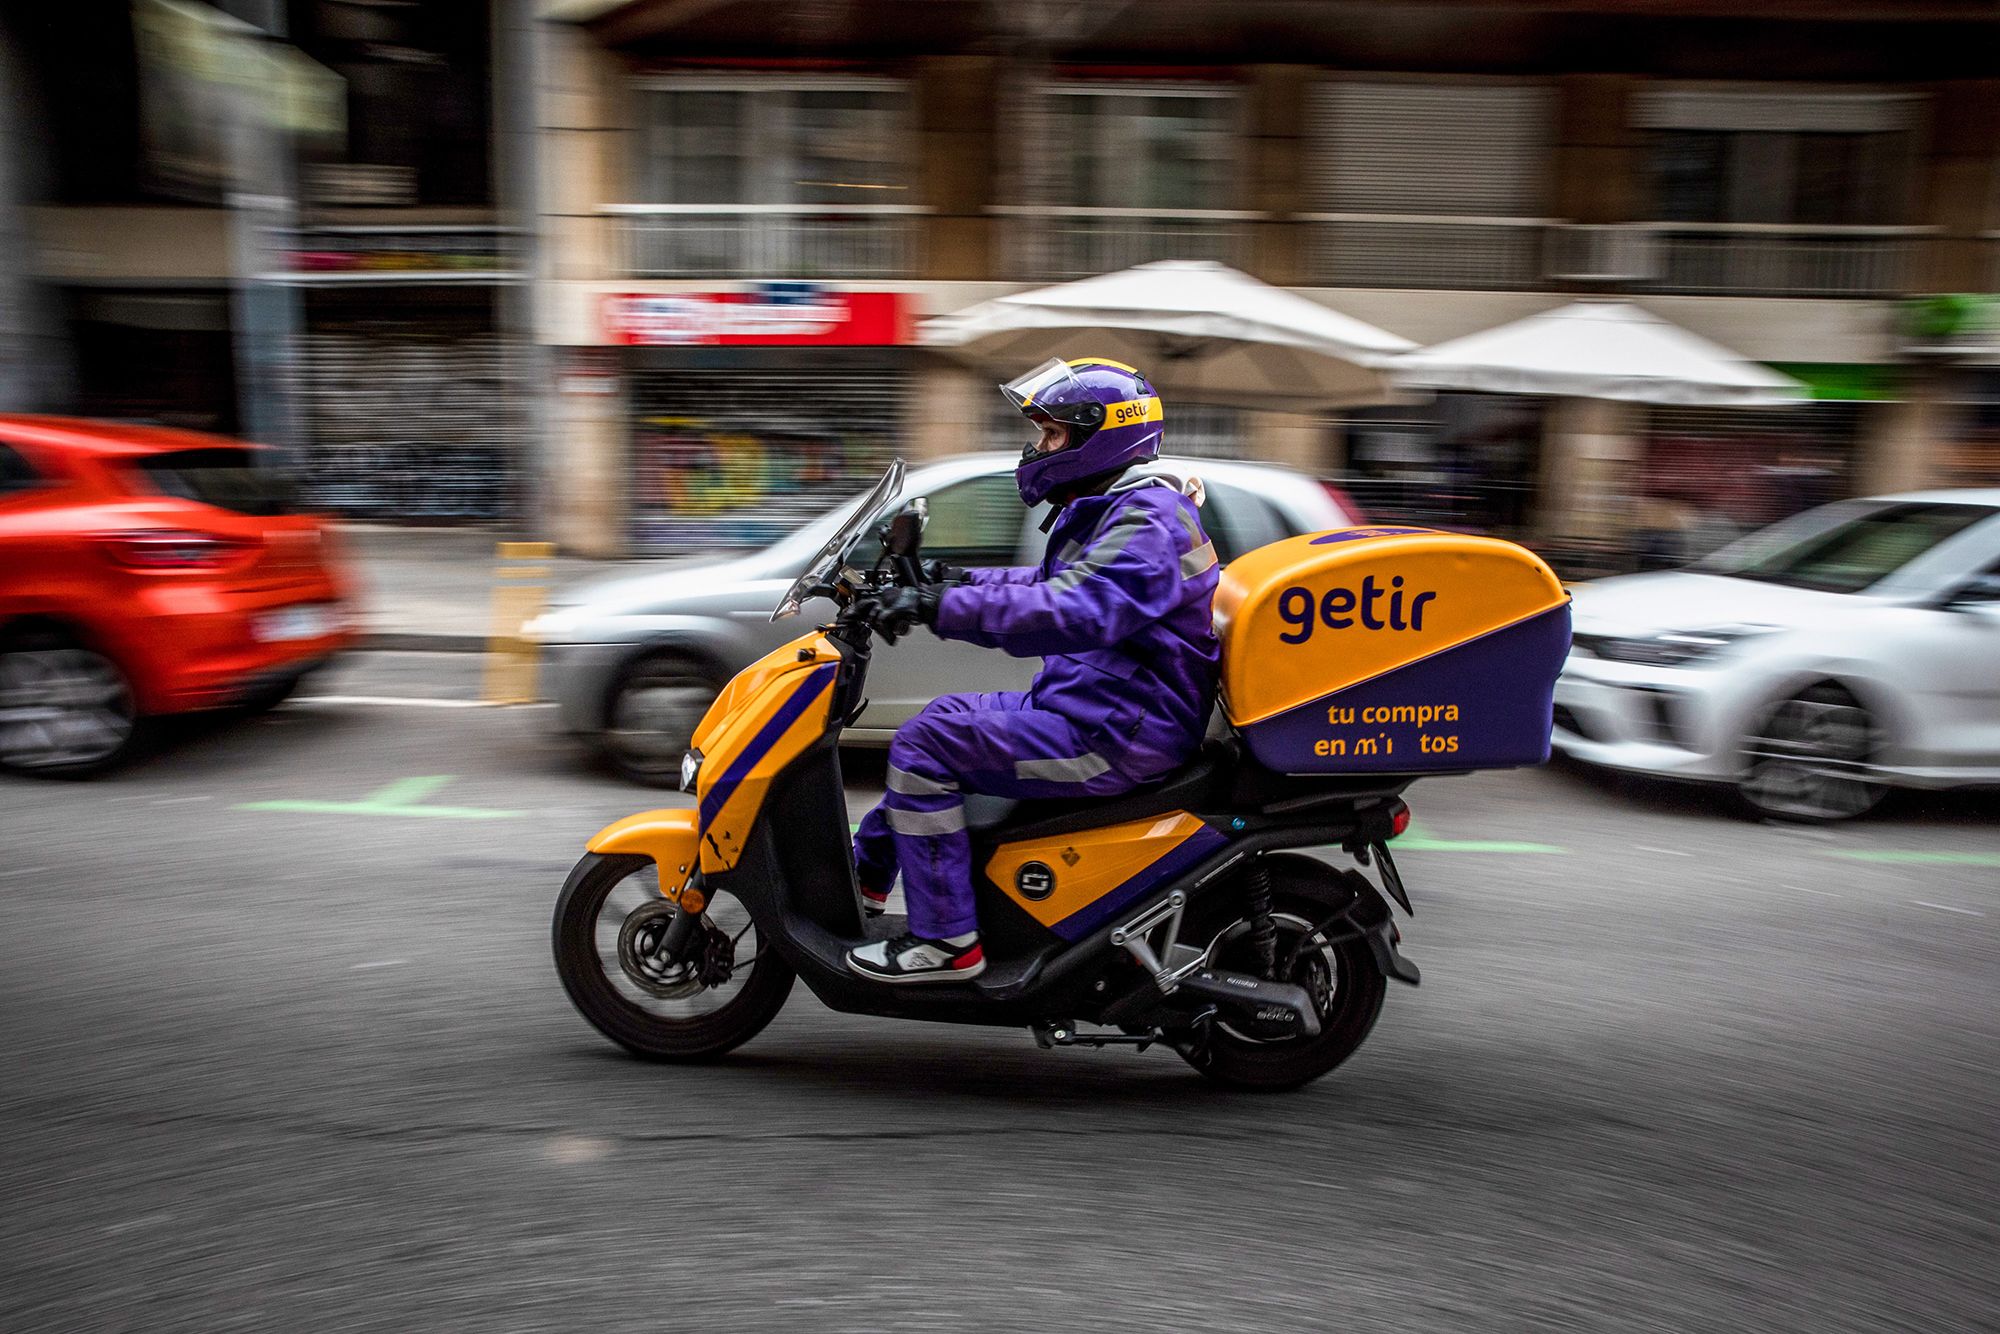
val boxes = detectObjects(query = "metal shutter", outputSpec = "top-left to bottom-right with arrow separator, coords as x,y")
1310,81 -> 1554,217
629,363 -> 912,553
294,319 -> 523,522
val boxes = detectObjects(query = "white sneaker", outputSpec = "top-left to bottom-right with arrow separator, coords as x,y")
845,932 -> 985,984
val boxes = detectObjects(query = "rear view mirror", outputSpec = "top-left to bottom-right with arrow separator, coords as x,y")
883,498 -> 928,559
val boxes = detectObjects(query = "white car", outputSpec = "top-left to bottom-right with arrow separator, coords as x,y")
1554,489 -> 2000,821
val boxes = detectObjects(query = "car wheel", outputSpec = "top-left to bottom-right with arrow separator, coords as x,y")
0,630 -> 142,778
1737,682 -> 1886,823
601,653 -> 721,787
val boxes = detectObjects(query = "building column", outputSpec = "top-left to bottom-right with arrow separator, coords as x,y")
1537,396 -> 1641,543
1857,372 -> 1957,495
1245,65 -> 1311,286
1247,410 -> 1328,474
909,359 -> 989,461
1914,80 -> 2000,294
535,18 -> 631,555
916,56 -> 999,281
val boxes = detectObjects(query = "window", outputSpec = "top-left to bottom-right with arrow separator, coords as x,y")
1697,502 -> 1997,594
1650,128 -> 1910,226
132,449 -> 297,517
0,443 -> 41,495
1048,88 -> 1238,211
1201,483 -> 1287,565
1636,89 -> 1920,226
638,81 -> 911,207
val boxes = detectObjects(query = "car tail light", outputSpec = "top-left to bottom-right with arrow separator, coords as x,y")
96,529 -> 253,571
1319,481 -> 1368,525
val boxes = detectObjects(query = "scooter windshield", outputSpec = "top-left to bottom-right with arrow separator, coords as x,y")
771,460 -> 906,622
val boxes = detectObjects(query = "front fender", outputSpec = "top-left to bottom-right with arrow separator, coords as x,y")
588,808 -> 701,897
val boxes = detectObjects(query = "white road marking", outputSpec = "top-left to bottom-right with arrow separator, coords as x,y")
1637,846 -> 1692,857
0,866 -> 50,878
1911,900 -> 1984,917
1791,886 -> 1840,898
292,695 -> 492,709
350,959 -> 409,970
151,795 -> 212,805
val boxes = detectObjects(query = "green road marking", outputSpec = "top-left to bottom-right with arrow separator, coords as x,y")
238,775 -> 522,821
1832,850 -> 2000,867
1395,823 -> 1566,855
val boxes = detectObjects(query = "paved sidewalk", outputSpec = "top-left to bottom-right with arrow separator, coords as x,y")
336,525 -> 638,650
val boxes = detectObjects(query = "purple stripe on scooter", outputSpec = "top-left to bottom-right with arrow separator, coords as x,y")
1050,824 -> 1230,941
699,664 -> 837,828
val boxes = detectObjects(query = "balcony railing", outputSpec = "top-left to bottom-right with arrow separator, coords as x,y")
1303,213 -> 1552,290
997,206 -> 1254,280
603,204 -> 926,279
1640,222 -> 1928,297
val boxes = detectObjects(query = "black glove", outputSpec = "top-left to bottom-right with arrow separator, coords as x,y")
863,585 -> 940,644
920,560 -> 967,586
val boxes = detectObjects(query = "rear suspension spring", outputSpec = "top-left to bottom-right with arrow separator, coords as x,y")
1244,859 -> 1277,977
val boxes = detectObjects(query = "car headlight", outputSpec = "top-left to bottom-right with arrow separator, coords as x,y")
680,748 -> 703,793
1590,626 -> 1777,668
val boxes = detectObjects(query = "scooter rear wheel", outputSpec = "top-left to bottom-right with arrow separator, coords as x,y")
553,852 -> 795,1061
1175,862 -> 1387,1092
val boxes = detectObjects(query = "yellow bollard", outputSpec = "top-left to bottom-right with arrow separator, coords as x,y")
484,541 -> 555,705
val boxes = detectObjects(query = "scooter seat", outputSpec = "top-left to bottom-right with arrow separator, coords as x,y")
966,739 -> 1239,842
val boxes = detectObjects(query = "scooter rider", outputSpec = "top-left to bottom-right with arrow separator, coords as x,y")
844,358 -> 1222,983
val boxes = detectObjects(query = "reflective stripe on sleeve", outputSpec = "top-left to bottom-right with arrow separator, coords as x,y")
1181,540 -> 1218,578
887,765 -> 958,797
1014,752 -> 1112,783
885,804 -> 968,835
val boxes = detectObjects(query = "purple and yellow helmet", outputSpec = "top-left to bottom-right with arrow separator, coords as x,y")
1000,357 -> 1164,506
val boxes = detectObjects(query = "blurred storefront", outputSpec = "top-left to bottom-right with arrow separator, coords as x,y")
605,286 -> 917,552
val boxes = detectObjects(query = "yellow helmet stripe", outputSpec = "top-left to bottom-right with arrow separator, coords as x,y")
1101,396 -> 1163,426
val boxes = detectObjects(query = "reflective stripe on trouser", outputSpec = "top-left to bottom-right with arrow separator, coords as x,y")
852,691 -> 1147,940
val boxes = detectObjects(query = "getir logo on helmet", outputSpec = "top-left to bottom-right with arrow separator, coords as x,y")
1108,397 -> 1163,427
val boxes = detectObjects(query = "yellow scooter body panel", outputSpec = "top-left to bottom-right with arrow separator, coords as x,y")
985,811 -> 1229,941
689,632 -> 842,874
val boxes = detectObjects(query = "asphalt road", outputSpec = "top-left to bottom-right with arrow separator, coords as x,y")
3,654 -> 1996,1332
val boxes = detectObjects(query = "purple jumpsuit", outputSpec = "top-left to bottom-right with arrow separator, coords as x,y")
852,475 -> 1222,938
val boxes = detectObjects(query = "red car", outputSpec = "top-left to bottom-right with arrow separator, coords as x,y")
0,417 -> 354,776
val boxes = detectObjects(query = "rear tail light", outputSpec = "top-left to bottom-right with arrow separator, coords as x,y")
1389,802 -> 1411,838
1319,481 -> 1368,525
96,529 -> 253,571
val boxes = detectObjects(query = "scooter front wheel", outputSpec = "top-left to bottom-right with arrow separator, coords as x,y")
552,853 -> 794,1061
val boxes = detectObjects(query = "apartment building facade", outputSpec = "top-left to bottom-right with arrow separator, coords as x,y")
534,0 -> 2000,565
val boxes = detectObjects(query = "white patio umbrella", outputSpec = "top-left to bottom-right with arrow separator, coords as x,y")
1392,301 -> 1807,407
921,260 -> 1415,409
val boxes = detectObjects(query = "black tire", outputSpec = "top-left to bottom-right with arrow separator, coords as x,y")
1736,681 -> 1887,824
0,627 -> 143,778
599,652 -> 722,787
552,853 -> 794,1061
1175,856 -> 1388,1092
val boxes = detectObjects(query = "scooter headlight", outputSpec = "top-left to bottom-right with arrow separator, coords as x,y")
680,749 -> 703,794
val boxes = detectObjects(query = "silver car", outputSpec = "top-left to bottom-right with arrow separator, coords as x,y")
528,452 -> 1356,784
1555,489 -> 2000,821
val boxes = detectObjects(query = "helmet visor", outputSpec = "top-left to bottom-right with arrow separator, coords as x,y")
999,358 -> 1097,426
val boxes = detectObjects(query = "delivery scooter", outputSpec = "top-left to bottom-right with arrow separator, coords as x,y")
551,463 -> 1569,1090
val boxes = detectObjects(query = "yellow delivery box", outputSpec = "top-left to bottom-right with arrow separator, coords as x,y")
1213,527 -> 1571,775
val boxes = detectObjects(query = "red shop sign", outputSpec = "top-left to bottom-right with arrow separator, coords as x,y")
606,287 -> 912,347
